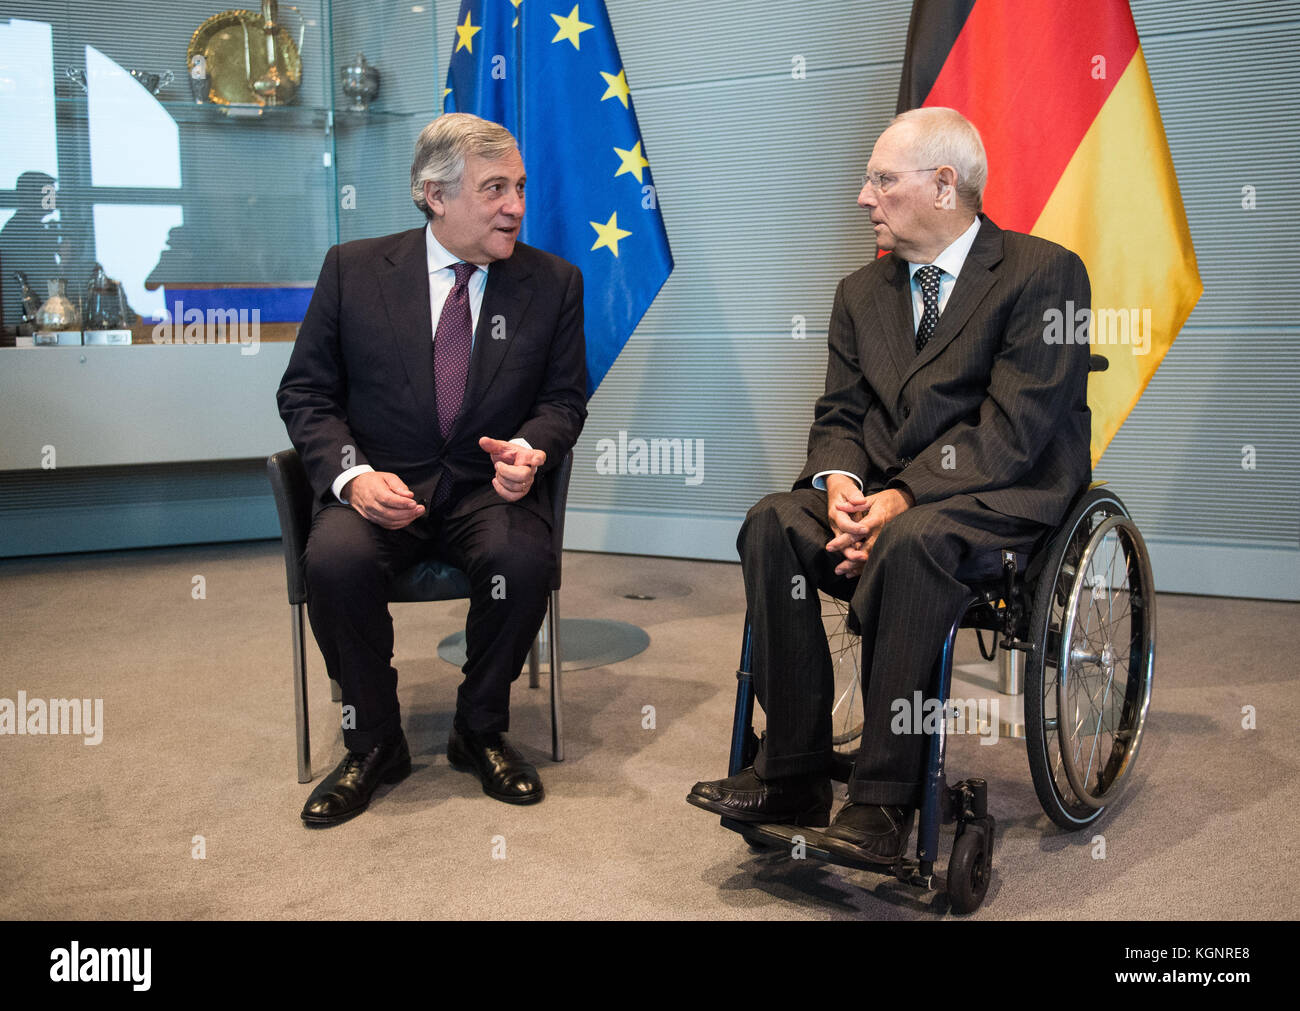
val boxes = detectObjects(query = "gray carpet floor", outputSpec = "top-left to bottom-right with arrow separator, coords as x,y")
1,540 -> 1296,920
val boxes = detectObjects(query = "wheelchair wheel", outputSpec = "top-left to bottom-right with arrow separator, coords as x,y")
947,828 -> 990,914
822,593 -> 863,754
1024,488 -> 1155,830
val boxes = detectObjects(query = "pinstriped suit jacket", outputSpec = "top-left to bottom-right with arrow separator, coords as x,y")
796,215 -> 1092,527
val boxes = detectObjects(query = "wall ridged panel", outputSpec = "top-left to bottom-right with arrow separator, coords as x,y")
1139,24 -> 1300,328
2,0 -> 1293,595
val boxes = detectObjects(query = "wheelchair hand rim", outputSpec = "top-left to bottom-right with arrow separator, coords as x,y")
1056,514 -> 1155,809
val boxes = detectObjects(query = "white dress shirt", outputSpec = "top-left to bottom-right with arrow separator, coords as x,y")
426,224 -> 489,343
906,215 -> 980,329
814,216 -> 982,493
332,224 -> 529,503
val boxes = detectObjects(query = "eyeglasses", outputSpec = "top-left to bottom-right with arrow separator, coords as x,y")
860,167 -> 938,193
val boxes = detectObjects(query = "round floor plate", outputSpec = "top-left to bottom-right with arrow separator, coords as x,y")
437,618 -> 650,672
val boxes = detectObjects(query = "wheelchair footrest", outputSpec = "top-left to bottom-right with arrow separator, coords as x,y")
719,817 -> 901,874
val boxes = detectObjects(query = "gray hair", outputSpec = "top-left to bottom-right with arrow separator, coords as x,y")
889,106 -> 987,213
410,113 -> 519,218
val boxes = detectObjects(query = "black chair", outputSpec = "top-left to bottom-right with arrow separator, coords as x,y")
267,449 -> 573,783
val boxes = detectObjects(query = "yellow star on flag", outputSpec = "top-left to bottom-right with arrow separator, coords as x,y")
442,86 -> 452,103
551,5 -> 594,50
600,68 -> 630,108
590,212 -> 632,257
455,9 -> 481,53
510,0 -> 522,28
613,141 -> 650,182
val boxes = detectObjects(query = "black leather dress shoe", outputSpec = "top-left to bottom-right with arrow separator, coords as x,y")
686,766 -> 832,825
821,803 -> 915,863
301,731 -> 411,826
447,729 -> 544,805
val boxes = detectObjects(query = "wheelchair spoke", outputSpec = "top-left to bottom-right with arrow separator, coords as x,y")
1085,660 -> 1117,789
822,593 -> 864,751
1025,494 -> 1156,826
1051,512 -> 1152,808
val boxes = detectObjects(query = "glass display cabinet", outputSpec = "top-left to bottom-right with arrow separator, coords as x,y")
0,0 -> 446,554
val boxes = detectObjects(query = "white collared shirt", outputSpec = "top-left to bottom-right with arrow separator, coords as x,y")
813,215 -> 982,493
906,215 -> 981,329
425,223 -> 490,344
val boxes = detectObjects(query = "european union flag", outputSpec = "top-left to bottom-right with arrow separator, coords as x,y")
444,0 -> 674,396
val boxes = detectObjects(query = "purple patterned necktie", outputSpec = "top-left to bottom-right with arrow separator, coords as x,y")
434,260 -> 477,437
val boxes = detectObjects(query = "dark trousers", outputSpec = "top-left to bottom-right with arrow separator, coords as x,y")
738,488 -> 1044,807
304,499 -> 553,752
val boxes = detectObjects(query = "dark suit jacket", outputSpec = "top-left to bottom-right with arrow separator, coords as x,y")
277,227 -> 587,526
797,215 -> 1091,527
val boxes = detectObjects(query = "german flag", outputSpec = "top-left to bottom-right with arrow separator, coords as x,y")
898,0 -> 1202,464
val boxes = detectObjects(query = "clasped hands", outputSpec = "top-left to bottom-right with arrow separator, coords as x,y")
824,473 -> 913,578
343,436 -> 546,530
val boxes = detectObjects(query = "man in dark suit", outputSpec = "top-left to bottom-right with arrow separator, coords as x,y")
278,112 -> 587,825
688,107 -> 1091,861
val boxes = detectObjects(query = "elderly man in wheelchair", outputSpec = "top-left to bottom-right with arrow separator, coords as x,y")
687,107 -> 1154,912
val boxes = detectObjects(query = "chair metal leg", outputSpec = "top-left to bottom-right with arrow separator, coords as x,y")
548,590 -> 563,761
528,635 -> 541,689
998,646 -> 1022,696
291,603 -> 312,784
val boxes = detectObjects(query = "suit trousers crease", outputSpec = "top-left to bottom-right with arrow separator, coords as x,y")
303,499 -> 554,753
739,487 -> 1044,807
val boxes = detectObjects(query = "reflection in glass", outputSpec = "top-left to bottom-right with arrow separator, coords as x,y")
86,44 -> 180,189
93,204 -> 183,321
0,19 -> 58,189
0,18 -> 61,329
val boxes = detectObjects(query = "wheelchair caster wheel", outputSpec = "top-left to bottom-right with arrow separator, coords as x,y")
947,828 -> 990,914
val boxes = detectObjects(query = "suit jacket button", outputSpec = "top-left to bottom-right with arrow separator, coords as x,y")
901,405 -> 911,419
900,456 -> 912,467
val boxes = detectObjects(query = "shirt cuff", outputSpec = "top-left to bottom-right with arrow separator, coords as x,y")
510,437 -> 533,451
333,464 -> 375,504
812,469 -> 863,492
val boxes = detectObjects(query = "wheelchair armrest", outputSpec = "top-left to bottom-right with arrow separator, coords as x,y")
266,449 -> 314,606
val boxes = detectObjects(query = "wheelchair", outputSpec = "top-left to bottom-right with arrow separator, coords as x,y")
715,365 -> 1156,914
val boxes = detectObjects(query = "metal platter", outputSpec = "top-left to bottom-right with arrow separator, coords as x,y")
187,8 -> 301,107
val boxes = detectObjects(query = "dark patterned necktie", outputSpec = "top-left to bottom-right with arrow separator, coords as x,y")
915,264 -> 943,353
434,260 -> 477,438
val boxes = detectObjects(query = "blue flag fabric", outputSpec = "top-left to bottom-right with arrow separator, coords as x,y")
444,0 -> 673,396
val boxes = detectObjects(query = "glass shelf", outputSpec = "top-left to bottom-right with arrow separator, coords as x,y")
51,92 -> 416,128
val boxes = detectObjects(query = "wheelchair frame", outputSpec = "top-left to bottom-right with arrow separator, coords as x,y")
717,482 -> 1156,914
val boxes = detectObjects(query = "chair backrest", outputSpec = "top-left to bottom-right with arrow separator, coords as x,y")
546,450 -> 574,591
266,449 -> 314,605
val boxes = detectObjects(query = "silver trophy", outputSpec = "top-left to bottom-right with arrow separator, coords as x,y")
340,53 -> 380,112
129,69 -> 174,96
